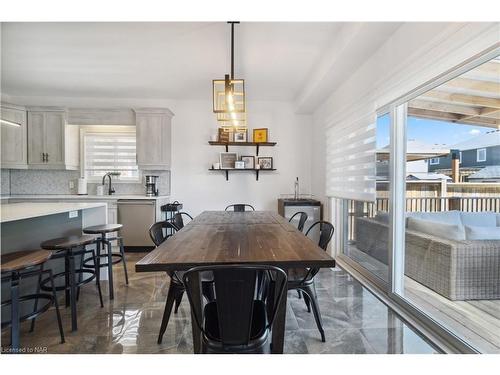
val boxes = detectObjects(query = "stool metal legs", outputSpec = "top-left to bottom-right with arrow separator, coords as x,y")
10,273 -> 20,350
120,237 -> 129,285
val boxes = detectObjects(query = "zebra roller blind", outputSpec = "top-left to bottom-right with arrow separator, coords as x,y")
326,112 -> 377,202
84,131 -> 139,181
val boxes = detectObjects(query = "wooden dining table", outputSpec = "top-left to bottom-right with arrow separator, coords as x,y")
135,210 -> 335,353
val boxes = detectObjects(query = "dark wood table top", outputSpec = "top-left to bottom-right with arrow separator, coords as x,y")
135,211 -> 335,272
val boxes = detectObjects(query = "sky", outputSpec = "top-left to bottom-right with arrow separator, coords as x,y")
375,114 -> 491,149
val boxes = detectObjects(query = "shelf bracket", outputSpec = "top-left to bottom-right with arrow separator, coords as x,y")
225,144 -> 229,152
225,170 -> 229,181
256,170 -> 259,181
256,144 -> 260,156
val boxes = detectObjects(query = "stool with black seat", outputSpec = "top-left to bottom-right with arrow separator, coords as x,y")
183,264 -> 287,354
82,224 -> 128,300
40,235 -> 103,332
149,220 -> 214,344
224,204 -> 255,212
1,250 -> 65,351
287,220 -> 335,342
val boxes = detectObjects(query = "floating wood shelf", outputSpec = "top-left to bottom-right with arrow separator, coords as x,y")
208,141 -> 277,156
209,168 -> 277,181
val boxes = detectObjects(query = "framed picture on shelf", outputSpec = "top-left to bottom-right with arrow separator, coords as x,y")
235,161 -> 245,169
241,155 -> 255,169
253,128 -> 268,143
220,152 -> 238,169
257,157 -> 273,170
218,127 -> 231,143
234,129 -> 247,142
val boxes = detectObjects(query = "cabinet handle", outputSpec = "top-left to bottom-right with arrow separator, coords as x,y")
41,153 -> 44,162
46,153 -> 49,162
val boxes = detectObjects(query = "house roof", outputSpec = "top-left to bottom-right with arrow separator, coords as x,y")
407,172 -> 451,181
468,165 -> 500,180
377,139 -> 449,161
450,129 -> 500,151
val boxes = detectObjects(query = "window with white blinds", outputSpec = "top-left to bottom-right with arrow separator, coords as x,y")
326,112 -> 377,202
83,131 -> 139,182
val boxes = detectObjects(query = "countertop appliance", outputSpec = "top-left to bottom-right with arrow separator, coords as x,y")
145,175 -> 159,197
278,197 -> 322,244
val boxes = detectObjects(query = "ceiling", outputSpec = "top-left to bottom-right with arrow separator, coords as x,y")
409,56 -> 500,129
1,22 -> 401,110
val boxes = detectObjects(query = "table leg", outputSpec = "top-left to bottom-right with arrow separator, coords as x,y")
271,268 -> 288,354
189,272 -> 203,354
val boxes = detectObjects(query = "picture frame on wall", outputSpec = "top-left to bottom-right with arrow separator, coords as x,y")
253,128 -> 268,143
220,152 -> 238,169
257,157 -> 273,169
234,129 -> 247,142
241,155 -> 255,169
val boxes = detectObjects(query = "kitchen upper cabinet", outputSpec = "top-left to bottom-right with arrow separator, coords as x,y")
134,108 -> 173,170
1,103 -> 28,169
27,107 -> 79,170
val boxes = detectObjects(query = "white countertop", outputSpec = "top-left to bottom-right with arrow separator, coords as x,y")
2,194 -> 169,201
0,202 -> 107,223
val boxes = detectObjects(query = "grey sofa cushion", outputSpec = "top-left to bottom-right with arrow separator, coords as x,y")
407,217 -> 466,241
465,225 -> 500,240
460,212 -> 498,227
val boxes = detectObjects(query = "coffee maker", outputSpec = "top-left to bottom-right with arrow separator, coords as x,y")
145,175 -> 159,196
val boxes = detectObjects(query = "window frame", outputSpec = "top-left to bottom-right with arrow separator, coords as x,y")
79,125 -> 141,184
429,158 -> 440,165
476,148 -> 486,162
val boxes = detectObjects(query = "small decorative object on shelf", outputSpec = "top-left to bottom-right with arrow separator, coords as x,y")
218,127 -> 230,142
220,152 -> 238,169
258,156 -> 273,169
253,128 -> 268,143
241,155 -> 255,169
235,161 -> 245,169
234,129 -> 247,142
212,162 -> 221,169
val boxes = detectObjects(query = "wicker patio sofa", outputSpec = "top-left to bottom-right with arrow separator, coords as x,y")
354,216 -> 500,301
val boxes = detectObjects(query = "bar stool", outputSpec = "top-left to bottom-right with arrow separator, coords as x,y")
82,224 -> 128,300
40,235 -> 103,332
1,250 -> 65,351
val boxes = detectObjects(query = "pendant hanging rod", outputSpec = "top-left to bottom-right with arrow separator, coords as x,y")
227,21 -> 239,80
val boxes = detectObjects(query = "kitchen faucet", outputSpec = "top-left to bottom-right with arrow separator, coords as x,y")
102,172 -> 121,195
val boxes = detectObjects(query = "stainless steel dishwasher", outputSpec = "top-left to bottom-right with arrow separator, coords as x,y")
117,200 -> 156,250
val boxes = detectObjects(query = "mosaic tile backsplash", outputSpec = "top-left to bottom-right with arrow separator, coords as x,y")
3,169 -> 170,196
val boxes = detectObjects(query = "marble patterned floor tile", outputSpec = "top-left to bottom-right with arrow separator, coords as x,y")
1,252 -> 437,354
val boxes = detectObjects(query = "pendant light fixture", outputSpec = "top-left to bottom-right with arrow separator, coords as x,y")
212,21 -> 246,129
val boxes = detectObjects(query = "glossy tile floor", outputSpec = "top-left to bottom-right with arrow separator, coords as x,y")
1,253 -> 438,354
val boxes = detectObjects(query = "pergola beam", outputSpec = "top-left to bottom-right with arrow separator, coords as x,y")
419,91 -> 500,109
441,77 -> 500,95
408,107 -> 500,129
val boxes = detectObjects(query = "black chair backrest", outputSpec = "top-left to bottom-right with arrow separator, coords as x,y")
148,221 -> 179,246
183,265 -> 287,347
305,221 -> 334,251
173,212 -> 193,230
225,204 -> 255,212
289,211 -> 308,232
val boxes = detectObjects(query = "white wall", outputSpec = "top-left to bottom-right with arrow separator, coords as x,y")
170,100 -> 312,216
1,94 -> 313,215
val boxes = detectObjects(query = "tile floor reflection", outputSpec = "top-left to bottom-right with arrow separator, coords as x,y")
1,253 -> 438,354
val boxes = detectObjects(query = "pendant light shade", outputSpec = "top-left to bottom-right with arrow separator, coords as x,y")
212,22 -> 247,129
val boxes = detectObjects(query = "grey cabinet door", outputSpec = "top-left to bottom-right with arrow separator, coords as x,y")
43,112 -> 65,166
1,107 -> 27,168
27,111 -> 46,165
135,109 -> 172,170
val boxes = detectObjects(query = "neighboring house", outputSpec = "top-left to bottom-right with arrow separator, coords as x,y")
468,166 -> 500,183
406,172 -> 451,181
428,130 -> 500,180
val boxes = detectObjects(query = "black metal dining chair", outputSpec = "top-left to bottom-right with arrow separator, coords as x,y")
225,204 -> 255,212
173,212 -> 193,230
183,264 -> 287,353
289,211 -> 308,232
288,220 -> 334,342
149,221 -> 214,344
